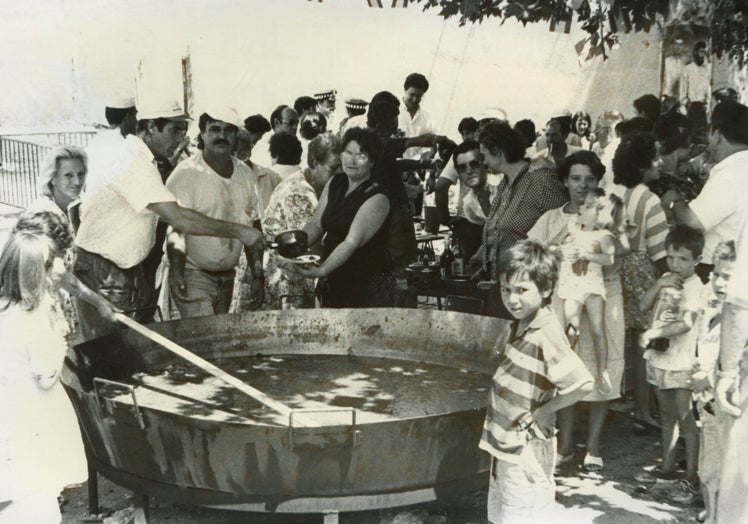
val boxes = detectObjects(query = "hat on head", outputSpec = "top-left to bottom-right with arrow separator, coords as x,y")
314,89 -> 337,102
138,98 -> 189,121
478,107 -> 508,122
344,98 -> 368,112
201,105 -> 243,128
107,94 -> 136,110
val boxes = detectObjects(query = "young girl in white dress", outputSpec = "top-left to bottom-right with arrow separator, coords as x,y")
0,232 -> 87,523
557,187 -> 624,394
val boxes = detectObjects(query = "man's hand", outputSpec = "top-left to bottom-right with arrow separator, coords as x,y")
247,277 -> 265,310
715,374 -> 742,417
94,296 -> 120,323
238,226 -> 264,248
169,271 -> 192,303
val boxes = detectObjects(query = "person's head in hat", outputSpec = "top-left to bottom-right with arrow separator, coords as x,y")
314,89 -> 337,118
105,95 -> 137,137
196,106 -> 243,161
344,98 -> 368,118
137,98 -> 189,160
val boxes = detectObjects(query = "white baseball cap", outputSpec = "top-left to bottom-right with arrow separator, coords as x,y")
200,105 -> 243,128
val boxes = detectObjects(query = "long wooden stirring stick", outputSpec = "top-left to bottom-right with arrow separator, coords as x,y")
115,313 -> 315,427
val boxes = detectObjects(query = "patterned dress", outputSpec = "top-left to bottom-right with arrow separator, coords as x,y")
230,170 -> 318,311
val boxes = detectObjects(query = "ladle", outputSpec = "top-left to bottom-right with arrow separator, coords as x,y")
115,313 -> 316,427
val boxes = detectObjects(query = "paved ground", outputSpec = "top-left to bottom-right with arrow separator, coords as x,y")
60,403 -> 702,523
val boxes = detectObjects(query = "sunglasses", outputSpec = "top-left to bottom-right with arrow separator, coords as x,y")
455,159 -> 483,174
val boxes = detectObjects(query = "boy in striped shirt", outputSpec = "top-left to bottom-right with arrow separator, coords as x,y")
480,240 -> 593,523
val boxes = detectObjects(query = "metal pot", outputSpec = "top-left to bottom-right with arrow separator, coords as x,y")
268,229 -> 308,258
63,308 -> 512,515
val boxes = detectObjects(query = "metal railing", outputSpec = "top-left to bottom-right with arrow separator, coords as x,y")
0,131 -> 97,208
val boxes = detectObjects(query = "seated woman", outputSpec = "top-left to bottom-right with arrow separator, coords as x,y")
286,127 -> 394,308
260,133 -> 339,309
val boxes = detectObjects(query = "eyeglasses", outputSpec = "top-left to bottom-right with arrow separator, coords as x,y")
281,119 -> 299,127
341,150 -> 369,164
455,159 -> 483,174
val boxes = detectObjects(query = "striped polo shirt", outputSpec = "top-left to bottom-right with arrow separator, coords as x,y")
479,307 -> 593,463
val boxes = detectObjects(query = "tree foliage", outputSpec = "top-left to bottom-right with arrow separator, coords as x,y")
413,0 -> 748,65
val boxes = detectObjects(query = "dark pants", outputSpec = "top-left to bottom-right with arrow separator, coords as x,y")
73,248 -> 152,341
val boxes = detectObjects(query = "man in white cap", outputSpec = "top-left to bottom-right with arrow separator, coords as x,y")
314,88 -> 337,130
84,95 -> 138,189
136,99 -> 192,310
74,102 -> 263,340
165,108 -> 265,318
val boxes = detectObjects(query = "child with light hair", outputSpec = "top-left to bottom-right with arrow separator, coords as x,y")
557,187 -> 624,394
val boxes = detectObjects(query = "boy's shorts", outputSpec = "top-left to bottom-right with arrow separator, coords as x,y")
646,362 -> 692,390
487,437 -> 558,524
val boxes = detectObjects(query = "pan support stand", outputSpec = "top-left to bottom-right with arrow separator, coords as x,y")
132,493 -> 150,524
323,509 -> 340,524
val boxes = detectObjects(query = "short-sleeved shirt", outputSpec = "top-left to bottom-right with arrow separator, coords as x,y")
479,307 -> 593,463
727,207 -> 748,309
481,161 -> 567,277
690,150 -> 748,262
166,153 -> 261,272
644,273 -> 704,372
76,135 -> 176,268
462,183 -> 498,226
621,184 -> 668,260
398,106 -> 435,160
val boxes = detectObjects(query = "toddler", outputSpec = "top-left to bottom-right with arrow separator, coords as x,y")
558,187 -> 623,394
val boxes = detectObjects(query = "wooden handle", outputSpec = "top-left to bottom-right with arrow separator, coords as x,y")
115,313 -> 315,427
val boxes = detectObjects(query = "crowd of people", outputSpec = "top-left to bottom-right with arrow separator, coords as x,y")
2,69 -> 748,523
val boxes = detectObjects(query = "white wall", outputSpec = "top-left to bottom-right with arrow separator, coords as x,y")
2,0 -> 665,136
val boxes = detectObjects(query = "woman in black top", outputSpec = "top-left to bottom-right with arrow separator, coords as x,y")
289,127 -> 393,307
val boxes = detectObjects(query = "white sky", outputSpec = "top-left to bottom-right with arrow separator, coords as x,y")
1,0 -> 674,136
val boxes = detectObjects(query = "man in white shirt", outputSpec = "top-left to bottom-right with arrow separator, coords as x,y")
664,100 -> 748,282
166,108 -> 264,318
74,101 -> 263,340
399,72 -> 436,160
680,42 -> 711,106
251,105 -> 299,168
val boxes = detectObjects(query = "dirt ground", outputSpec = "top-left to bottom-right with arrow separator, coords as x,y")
60,403 -> 702,524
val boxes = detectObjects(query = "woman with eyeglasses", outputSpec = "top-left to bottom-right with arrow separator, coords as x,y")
286,127 -> 394,308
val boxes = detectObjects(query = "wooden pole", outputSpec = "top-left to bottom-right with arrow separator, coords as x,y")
115,313 -> 315,427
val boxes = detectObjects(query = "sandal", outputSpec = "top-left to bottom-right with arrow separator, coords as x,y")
555,452 -> 575,470
582,454 -> 604,472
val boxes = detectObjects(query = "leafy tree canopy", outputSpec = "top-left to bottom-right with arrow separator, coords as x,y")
412,0 -> 748,65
